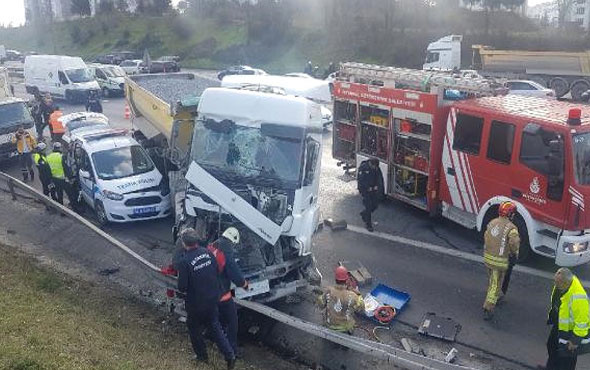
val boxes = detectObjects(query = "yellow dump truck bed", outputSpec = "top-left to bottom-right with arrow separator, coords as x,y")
474,45 -> 590,77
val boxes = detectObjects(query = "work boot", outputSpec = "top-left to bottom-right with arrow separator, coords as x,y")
29,169 -> 35,182
483,309 -> 494,321
226,357 -> 236,370
22,173 -> 28,182
365,222 -> 374,232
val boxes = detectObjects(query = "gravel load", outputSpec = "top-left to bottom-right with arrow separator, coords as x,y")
132,73 -> 220,105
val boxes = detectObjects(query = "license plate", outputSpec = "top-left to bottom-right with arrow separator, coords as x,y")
235,280 -> 270,299
133,206 -> 157,215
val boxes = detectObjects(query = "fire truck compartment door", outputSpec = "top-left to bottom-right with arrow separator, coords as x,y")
185,162 -> 282,245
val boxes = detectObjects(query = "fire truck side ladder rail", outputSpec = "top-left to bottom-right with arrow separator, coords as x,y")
340,62 -> 506,96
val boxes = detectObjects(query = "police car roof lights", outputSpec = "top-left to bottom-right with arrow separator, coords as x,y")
82,128 -> 129,142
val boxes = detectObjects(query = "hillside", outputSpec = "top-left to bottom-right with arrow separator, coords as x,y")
1,9 -> 590,74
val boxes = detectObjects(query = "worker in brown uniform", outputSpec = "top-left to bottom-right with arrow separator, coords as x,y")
482,201 -> 520,320
317,266 -> 365,333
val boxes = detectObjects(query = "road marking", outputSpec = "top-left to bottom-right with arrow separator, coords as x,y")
346,224 -> 590,288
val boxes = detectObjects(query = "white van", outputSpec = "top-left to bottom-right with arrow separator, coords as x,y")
66,128 -> 171,224
88,63 -> 126,97
24,55 -> 100,103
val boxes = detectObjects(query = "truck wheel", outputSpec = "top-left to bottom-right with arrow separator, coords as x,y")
513,215 -> 531,263
95,201 -> 109,226
570,80 -> 590,102
549,77 -> 570,98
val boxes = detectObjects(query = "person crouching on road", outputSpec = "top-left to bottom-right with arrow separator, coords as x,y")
208,227 -> 249,356
12,127 -> 37,182
317,266 -> 365,334
357,158 -> 384,232
177,228 -> 236,369
482,201 -> 520,320
46,142 -> 66,204
541,268 -> 589,370
33,142 -> 52,196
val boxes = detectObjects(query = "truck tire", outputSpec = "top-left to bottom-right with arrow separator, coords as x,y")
95,201 -> 109,227
549,77 -> 570,98
570,80 -> 590,102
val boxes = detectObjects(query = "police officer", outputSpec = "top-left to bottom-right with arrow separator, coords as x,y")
207,227 -> 248,356
46,142 -> 66,204
33,142 -> 52,196
86,90 -> 103,113
177,228 -> 236,369
543,268 -> 589,370
482,201 -> 520,320
317,266 -> 365,333
357,158 -> 384,232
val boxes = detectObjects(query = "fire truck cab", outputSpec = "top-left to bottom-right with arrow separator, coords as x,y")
333,62 -> 590,266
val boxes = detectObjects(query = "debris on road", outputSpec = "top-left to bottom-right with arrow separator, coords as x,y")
339,260 -> 373,286
325,218 -> 347,231
98,267 -> 120,276
418,313 -> 461,342
445,347 -> 458,363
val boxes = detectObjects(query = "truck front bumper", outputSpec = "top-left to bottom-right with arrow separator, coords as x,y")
555,233 -> 590,266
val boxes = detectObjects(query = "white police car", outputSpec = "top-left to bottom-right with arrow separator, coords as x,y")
66,127 -> 171,225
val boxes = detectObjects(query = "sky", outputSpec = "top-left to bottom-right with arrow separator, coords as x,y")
0,0 -> 552,28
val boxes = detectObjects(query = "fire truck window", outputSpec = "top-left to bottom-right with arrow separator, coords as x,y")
487,121 -> 515,164
520,127 -> 558,175
452,114 -> 484,155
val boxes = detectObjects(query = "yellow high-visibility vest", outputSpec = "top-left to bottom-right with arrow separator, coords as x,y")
46,152 -> 64,179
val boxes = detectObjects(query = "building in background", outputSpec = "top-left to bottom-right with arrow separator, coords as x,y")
459,0 -> 528,16
527,0 -> 590,30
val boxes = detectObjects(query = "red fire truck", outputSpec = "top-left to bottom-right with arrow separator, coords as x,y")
333,62 -> 590,266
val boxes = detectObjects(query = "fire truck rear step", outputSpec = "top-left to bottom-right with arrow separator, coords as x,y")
441,203 -> 476,229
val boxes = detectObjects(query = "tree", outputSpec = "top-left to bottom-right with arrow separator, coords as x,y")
71,0 -> 91,16
98,0 -> 116,14
150,0 -> 172,15
555,0 -> 575,28
467,0 -> 526,35
116,0 -> 129,13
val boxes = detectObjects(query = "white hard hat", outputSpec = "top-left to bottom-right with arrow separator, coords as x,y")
222,227 -> 240,244
37,142 -> 47,151
53,142 -> 62,150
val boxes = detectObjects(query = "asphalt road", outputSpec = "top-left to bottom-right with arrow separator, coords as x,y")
4,76 -> 590,369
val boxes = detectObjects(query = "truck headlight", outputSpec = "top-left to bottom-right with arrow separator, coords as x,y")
563,242 -> 589,254
103,190 -> 124,201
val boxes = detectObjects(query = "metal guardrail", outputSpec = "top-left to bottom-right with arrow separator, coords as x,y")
0,170 -> 477,370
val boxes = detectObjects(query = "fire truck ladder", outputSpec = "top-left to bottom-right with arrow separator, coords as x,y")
339,62 -> 506,96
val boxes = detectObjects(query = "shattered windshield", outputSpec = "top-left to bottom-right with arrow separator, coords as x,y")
573,132 -> 590,185
191,119 -> 304,184
65,68 -> 94,83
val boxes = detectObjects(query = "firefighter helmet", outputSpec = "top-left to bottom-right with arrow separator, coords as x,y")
499,201 -> 517,218
335,266 -> 349,283
222,227 -> 240,244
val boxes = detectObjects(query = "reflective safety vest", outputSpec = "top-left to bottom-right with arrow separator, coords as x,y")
46,152 -> 65,179
552,276 -> 590,344
483,216 -> 520,270
49,111 -> 65,134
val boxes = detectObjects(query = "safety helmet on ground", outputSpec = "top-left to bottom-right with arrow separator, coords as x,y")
52,142 -> 62,151
335,266 -> 349,283
37,142 -> 47,151
222,227 -> 240,244
499,201 -> 517,218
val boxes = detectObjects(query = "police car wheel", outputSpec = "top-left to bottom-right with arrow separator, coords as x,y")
95,201 -> 109,226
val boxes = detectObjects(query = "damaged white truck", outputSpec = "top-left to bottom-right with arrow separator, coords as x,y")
125,73 -> 323,302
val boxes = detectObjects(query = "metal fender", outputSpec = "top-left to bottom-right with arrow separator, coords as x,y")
296,204 -> 321,256
477,196 -> 535,241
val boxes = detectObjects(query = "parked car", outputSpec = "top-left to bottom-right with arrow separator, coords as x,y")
504,80 -> 555,99
217,65 -> 267,80
112,51 -> 137,65
156,56 -> 181,71
120,59 -> 144,75
94,54 -> 116,65
88,63 -> 126,97
146,61 -> 178,73
6,50 -> 23,62
284,73 -> 314,79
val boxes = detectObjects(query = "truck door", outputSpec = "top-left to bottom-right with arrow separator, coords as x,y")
441,109 -> 484,221
513,123 -> 566,228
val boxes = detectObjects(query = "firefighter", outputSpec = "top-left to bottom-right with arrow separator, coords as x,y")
11,127 -> 37,182
542,268 -> 589,370
482,201 -> 520,320
176,228 -> 236,369
46,142 -> 66,204
48,106 -> 65,143
33,142 -> 52,196
357,158 -> 384,232
317,266 -> 365,334
207,227 -> 248,356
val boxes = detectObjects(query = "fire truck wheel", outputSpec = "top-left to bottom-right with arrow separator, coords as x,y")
513,215 -> 531,263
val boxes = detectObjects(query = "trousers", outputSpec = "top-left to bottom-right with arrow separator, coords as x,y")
483,267 -> 505,312
546,325 -> 578,370
219,298 -> 239,354
19,153 -> 34,181
50,178 -> 65,204
361,192 -> 379,225
186,305 -> 235,362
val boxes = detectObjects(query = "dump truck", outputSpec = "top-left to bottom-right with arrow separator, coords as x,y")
125,73 -> 323,302
423,35 -> 590,101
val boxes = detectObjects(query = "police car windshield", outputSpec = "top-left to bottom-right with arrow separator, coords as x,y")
92,145 -> 154,180
0,102 -> 34,128
65,68 -> 94,83
573,132 -> 590,185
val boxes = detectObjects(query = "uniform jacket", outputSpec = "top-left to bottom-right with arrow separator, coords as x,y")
357,160 -> 384,196
484,216 -> 520,270
33,152 -> 52,184
208,238 -> 246,302
49,111 -> 65,134
549,276 -> 590,345
46,152 -> 65,179
318,284 -> 365,333
177,246 -> 221,311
